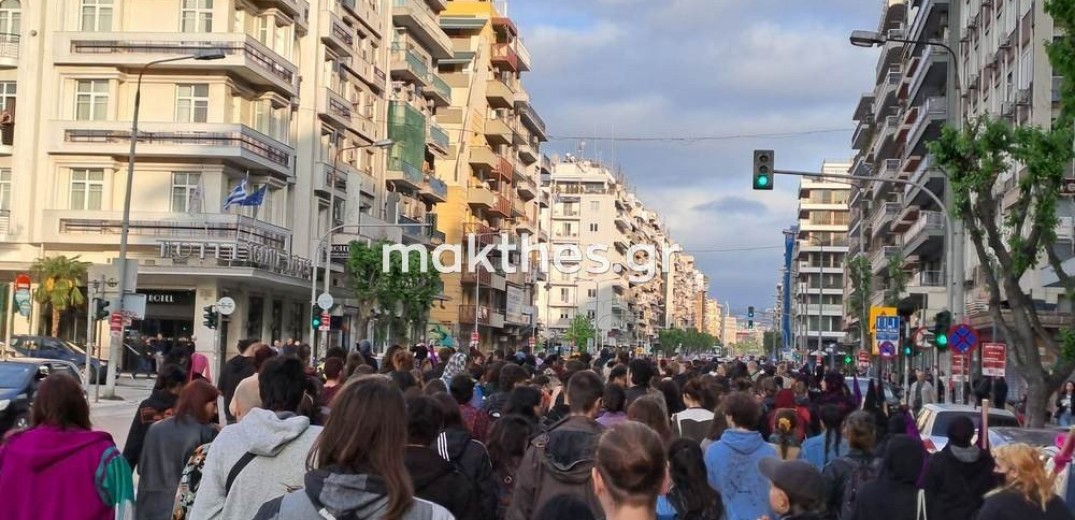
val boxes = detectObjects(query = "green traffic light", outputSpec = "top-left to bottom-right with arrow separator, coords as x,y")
756,175 -> 769,187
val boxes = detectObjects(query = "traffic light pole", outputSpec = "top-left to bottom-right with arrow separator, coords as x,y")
773,168 -> 956,383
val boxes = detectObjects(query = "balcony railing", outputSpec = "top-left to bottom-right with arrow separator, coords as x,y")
430,74 -> 451,100
391,43 -> 430,80
425,174 -> 448,199
387,157 -> 424,185
54,211 -> 290,249
458,305 -> 492,325
517,101 -> 546,137
912,270 -> 944,287
869,201 -> 900,232
429,123 -> 449,150
902,210 -> 945,246
0,33 -> 18,61
491,43 -> 519,71
64,125 -> 292,168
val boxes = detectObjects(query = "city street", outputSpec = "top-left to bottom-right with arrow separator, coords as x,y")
89,378 -> 153,450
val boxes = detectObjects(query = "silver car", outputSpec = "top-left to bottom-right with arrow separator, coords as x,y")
916,403 -> 1021,453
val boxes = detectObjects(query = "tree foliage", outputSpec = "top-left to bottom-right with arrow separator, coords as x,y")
346,240 -> 442,345
31,255 -> 88,337
924,0 -> 1075,427
847,254 -> 873,349
884,253 -> 909,308
658,327 -> 719,354
564,314 -> 596,352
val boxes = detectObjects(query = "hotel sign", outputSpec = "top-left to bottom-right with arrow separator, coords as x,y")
159,241 -> 313,280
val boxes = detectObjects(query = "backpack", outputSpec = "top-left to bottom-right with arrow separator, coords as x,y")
836,457 -> 879,519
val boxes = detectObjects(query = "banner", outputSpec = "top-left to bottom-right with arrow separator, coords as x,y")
982,343 -> 1007,377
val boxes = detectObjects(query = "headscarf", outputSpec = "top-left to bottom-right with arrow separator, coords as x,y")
358,339 -> 373,354
441,352 -> 468,384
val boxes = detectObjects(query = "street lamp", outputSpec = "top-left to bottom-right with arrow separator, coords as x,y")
848,30 -> 961,88
319,139 -> 394,350
104,50 -> 225,398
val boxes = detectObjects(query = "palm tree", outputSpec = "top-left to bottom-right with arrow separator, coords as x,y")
31,255 -> 89,337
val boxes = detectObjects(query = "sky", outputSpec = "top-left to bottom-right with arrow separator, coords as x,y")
507,0 -> 882,316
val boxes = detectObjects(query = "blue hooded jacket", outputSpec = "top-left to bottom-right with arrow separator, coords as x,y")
705,429 -> 777,520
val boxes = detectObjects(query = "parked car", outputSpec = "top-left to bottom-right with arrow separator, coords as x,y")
8,335 -> 108,383
845,376 -> 903,409
916,403 -> 1021,452
986,427 -> 1065,455
0,358 -> 83,435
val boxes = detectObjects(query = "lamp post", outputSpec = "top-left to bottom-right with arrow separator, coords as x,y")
104,50 -> 225,398
318,139 -> 394,351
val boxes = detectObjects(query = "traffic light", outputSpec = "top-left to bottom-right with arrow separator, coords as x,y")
93,298 -> 110,321
311,307 -> 323,330
753,149 -> 774,190
933,311 -> 952,350
747,306 -> 755,329
902,342 -> 914,357
843,353 -> 853,365
202,305 -> 218,329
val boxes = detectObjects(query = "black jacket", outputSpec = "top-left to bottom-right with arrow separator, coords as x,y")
506,415 -> 605,520
483,391 -> 510,419
218,355 -> 255,422
849,435 -> 925,520
625,385 -> 650,407
436,427 -> 497,520
121,389 -> 178,470
135,417 -> 217,520
978,489 -> 1075,520
404,446 -> 481,520
923,443 -> 997,520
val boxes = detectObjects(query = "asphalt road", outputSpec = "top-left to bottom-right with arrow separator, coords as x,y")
89,376 -> 154,450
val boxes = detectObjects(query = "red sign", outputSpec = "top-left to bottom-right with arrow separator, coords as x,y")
14,273 -> 29,291
109,312 -> 124,333
470,330 -> 479,342
857,350 -> 870,364
951,354 -> 969,382
318,312 -> 330,332
529,336 -> 536,347
982,343 -> 1007,377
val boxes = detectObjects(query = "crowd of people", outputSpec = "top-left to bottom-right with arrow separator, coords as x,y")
0,342 -> 1073,520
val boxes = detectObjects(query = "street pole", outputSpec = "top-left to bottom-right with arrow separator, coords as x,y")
817,241 -> 824,363
3,282 -> 12,359
104,51 -> 224,399
85,280 -> 98,389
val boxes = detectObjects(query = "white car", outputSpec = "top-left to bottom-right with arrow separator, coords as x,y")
916,403 -> 1021,453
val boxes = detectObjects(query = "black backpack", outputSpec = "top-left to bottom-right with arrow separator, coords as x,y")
834,457 -> 880,519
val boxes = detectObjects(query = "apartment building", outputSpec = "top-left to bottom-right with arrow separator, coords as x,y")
704,297 -> 721,338
0,0 -> 401,360
668,252 -> 699,329
793,160 -> 850,354
426,0 -> 548,351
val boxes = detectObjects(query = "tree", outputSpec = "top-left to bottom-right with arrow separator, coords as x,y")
346,241 -> 391,343
763,329 -> 783,358
564,314 -> 596,352
346,240 -> 442,345
657,327 -> 718,354
31,255 -> 89,337
883,253 -> 909,308
847,254 -> 872,351
925,0 -> 1075,427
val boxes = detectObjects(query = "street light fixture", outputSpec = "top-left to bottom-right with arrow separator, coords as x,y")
104,50 -> 225,398
848,30 -> 886,48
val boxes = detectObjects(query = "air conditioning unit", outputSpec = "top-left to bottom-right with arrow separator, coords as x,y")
1017,88 -> 1031,105
1000,102 -> 1015,118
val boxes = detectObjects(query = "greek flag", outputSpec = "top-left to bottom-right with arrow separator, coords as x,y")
240,185 -> 267,207
222,179 -> 247,210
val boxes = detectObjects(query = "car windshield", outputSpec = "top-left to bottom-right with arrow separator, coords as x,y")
0,363 -> 34,389
931,412 -> 1020,435
61,341 -> 87,356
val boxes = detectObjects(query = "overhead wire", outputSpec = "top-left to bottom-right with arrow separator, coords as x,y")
547,128 -> 853,143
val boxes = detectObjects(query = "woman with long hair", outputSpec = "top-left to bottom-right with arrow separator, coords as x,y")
502,385 -> 544,426
0,373 -> 134,520
1058,381 -> 1075,426
768,409 -> 802,460
136,379 -> 219,520
593,422 -> 668,520
253,376 -> 452,520
821,410 -> 877,518
486,414 -> 537,518
381,345 -> 403,374
978,443 -> 1074,520
657,438 -> 721,520
799,404 -> 847,470
628,394 -> 673,446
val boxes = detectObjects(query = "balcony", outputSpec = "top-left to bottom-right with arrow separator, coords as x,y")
909,270 -> 945,288
54,32 -> 299,96
516,97 -> 546,141
468,185 -> 496,210
428,123 -> 449,155
851,118 -> 872,150
486,79 -> 515,108
901,210 -> 945,258
315,161 -> 348,195
516,176 -> 537,200
317,87 -> 352,128
321,10 -> 355,55
391,0 -> 453,59
869,202 -> 900,237
390,44 -> 430,86
908,44 -> 948,104
870,245 -> 902,273
491,43 -> 519,72
252,0 -> 308,22
425,74 -> 452,106
469,146 -> 499,170
490,192 -> 512,217
0,33 -> 17,69
458,305 -> 492,325
907,96 -> 946,153
43,211 -> 291,251
55,121 -> 294,178
904,155 -> 946,207
879,158 -> 901,179
421,174 -> 448,203
907,0 -> 949,45
386,157 -> 424,189
340,0 -> 385,37
484,115 -> 514,145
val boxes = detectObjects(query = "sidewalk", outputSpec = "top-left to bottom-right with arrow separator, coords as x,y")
87,376 -> 154,408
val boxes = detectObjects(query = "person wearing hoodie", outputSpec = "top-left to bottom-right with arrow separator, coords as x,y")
254,376 -> 452,520
358,339 -> 379,370
189,356 -> 322,520
507,370 -> 607,520
122,363 -> 186,470
822,411 -> 878,520
922,415 -> 998,519
217,338 -> 259,423
135,379 -> 220,520
849,434 -> 926,520
451,372 -> 489,442
704,391 -> 778,520
0,373 -> 134,520
403,394 -> 482,519
431,393 -> 497,520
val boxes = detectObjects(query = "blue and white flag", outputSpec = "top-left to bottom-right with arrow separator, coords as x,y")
223,179 -> 247,210
240,185 -> 267,207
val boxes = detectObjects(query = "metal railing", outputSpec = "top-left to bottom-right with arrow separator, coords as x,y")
0,33 -> 18,60
387,157 -> 424,185
429,123 -> 449,150
430,74 -> 451,100
57,212 -> 289,249
65,126 -> 293,167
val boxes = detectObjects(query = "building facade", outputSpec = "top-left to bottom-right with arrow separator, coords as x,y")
793,160 -> 850,354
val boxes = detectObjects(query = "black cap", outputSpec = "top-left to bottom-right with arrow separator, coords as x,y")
759,458 -> 825,507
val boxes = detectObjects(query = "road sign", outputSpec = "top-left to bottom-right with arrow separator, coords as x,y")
1062,178 -> 1075,196
121,293 -> 147,320
869,307 -> 898,334
982,343 -> 1007,377
471,330 -> 479,342
857,350 -> 870,364
87,262 -> 138,296
879,341 -> 896,358
109,312 -> 124,333
215,296 -> 236,316
949,324 -> 978,354
13,273 -> 30,318
913,327 -> 929,348
952,354 -> 969,382
14,274 -> 29,292
316,292 -> 334,311
875,315 -> 900,358
318,312 -> 330,332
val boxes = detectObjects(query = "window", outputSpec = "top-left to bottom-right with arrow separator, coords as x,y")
588,288 -> 597,298
180,0 -> 212,32
587,310 -> 596,319
0,81 -> 14,111
170,172 -> 201,213
74,80 -> 108,121
560,288 -> 570,301
559,310 -> 570,320
175,84 -> 209,122
80,0 -> 111,31
70,169 -> 104,210
0,0 -> 19,37
0,168 -> 10,211
589,223 -> 598,232
590,200 -> 599,212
